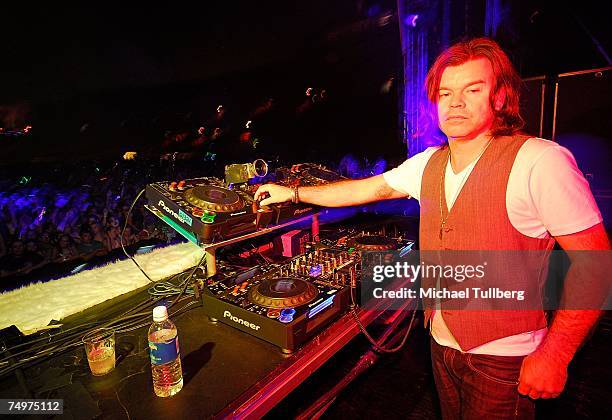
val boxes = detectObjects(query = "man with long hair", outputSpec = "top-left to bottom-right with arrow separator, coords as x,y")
255,38 -> 608,418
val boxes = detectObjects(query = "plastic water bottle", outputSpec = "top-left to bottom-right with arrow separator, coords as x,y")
148,305 -> 183,397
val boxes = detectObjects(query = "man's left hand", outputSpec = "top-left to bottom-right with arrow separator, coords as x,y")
518,350 -> 568,399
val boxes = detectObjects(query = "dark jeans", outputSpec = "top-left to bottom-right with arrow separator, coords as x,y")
431,339 -> 534,419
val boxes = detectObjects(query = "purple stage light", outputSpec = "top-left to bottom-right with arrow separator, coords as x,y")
404,14 -> 419,27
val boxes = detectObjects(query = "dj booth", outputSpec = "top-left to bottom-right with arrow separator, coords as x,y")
9,276 -> 411,419
0,162 -> 419,419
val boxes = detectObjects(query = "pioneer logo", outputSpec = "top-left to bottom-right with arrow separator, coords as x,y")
223,310 -> 261,330
158,200 -> 193,226
230,210 -> 247,216
293,207 -> 313,215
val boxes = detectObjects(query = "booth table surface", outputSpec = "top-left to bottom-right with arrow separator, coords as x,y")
0,281 -> 383,420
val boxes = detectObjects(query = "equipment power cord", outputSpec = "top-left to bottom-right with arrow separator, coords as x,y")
120,188 -> 154,282
349,284 -> 417,354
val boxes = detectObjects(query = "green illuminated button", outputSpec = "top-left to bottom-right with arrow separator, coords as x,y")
201,212 -> 217,224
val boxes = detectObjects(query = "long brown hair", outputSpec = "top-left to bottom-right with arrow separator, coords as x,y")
424,37 -> 524,136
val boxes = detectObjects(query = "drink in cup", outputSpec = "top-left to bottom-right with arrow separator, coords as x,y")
82,328 -> 116,376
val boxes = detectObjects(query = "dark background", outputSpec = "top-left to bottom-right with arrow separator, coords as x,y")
0,1 -> 609,166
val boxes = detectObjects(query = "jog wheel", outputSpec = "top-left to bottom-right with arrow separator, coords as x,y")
248,277 -> 318,309
184,185 -> 244,212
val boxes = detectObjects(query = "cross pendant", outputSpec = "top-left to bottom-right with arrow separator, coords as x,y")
439,221 -> 445,240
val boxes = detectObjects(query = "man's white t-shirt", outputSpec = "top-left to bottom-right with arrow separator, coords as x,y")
382,138 -> 602,356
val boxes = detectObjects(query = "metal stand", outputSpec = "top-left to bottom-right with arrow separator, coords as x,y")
145,203 -> 320,277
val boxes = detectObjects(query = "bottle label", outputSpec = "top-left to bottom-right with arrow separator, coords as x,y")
149,336 -> 180,365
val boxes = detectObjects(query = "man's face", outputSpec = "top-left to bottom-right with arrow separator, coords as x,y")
437,58 -> 497,141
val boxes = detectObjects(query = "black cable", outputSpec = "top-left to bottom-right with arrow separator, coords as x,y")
147,272 -> 193,297
116,294 -> 165,319
115,299 -> 202,334
0,311 -> 150,365
350,307 -> 416,354
1,322 -> 99,354
116,185 -> 209,299
120,188 -> 154,282
0,326 -> 96,364
170,251 -> 207,308
349,283 -> 417,354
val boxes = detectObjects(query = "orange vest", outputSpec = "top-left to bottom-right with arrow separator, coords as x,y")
420,135 -> 555,350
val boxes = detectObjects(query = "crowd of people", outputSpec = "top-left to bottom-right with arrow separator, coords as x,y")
0,139 -> 387,282
0,159 -> 185,280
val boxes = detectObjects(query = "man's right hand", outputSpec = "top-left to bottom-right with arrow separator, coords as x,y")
254,184 -> 293,206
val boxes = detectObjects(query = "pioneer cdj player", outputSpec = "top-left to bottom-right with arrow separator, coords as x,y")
200,234 -> 411,352
145,177 -> 274,244
144,162 -> 346,244
202,245 -> 355,352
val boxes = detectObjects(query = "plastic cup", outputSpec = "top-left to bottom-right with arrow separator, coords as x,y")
82,328 -> 116,376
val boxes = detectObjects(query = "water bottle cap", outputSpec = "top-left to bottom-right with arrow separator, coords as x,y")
153,305 -> 168,322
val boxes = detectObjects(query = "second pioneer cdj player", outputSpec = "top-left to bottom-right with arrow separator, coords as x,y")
198,230 -> 412,353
